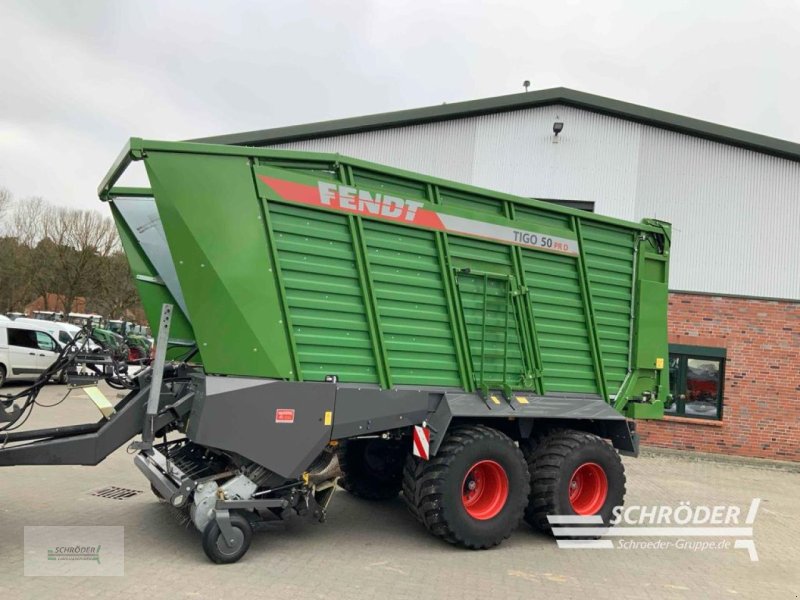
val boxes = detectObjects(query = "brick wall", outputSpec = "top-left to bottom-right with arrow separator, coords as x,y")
637,292 -> 800,461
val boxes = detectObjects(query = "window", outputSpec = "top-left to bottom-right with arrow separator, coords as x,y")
666,344 -> 726,420
8,328 -> 38,349
35,331 -> 57,352
58,331 -> 72,345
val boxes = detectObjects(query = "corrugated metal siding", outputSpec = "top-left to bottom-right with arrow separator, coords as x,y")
635,128 -> 800,299
520,249 -> 597,394
448,236 -> 526,388
273,120 -> 477,186
581,222 -> 637,393
454,271 -> 527,389
269,202 -> 378,382
361,221 -> 462,386
469,106 -> 641,219
273,105 -> 639,221
271,105 -> 800,300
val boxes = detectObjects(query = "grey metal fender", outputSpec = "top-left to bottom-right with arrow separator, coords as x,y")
427,392 -> 638,457
187,376 -> 337,479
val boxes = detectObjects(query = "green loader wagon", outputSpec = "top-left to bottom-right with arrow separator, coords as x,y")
0,138 -> 670,563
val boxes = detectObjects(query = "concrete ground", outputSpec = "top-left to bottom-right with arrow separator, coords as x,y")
1,381 -> 798,600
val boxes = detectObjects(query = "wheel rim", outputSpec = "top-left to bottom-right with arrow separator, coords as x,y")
215,527 -> 244,557
461,460 -> 509,520
568,462 -> 608,515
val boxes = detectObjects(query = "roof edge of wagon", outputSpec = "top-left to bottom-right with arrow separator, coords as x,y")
108,137 -> 671,234
190,87 -> 800,163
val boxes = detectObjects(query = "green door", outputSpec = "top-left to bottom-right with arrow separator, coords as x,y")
454,269 -> 534,396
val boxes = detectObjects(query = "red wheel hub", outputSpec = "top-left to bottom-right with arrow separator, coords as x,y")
461,460 -> 509,520
568,462 -> 608,515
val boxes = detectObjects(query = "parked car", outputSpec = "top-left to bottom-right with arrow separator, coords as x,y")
0,321 -> 62,387
14,318 -> 93,349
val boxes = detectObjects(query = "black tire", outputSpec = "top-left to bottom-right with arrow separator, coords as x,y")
339,438 -> 406,500
523,429 -> 626,532
402,454 -> 425,523
0,365 -> 6,388
202,512 -> 253,564
404,424 -> 529,549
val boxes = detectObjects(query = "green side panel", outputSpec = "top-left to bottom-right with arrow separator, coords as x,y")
454,272 -> 526,389
350,166 -> 428,199
439,187 -> 505,218
105,139 -> 670,409
255,157 -> 339,180
521,249 -> 597,393
447,234 -> 514,275
361,220 -> 461,386
514,204 -> 573,231
143,152 -> 293,378
581,222 -> 636,393
448,236 -> 526,389
635,280 -> 668,367
268,202 -> 378,383
109,203 -> 196,360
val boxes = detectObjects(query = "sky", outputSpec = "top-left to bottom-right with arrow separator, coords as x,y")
0,0 -> 798,213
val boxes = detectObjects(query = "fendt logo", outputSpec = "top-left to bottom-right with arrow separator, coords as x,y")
317,182 -> 423,222
257,173 -> 580,257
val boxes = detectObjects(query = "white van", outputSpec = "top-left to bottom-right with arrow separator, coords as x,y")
14,318 -> 84,347
0,321 -> 62,387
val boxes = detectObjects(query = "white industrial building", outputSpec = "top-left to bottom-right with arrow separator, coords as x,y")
198,88 -> 800,461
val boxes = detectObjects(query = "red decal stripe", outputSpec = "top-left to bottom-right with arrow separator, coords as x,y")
412,208 -> 446,230
258,175 -> 321,206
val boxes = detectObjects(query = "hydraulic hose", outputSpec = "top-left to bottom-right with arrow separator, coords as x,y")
0,326 -> 137,433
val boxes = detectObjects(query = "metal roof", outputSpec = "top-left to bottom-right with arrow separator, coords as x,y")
193,87 -> 800,163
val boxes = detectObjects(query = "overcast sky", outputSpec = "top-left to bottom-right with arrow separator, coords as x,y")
1,0 -> 798,213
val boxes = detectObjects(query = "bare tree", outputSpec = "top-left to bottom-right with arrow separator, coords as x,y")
46,207 -> 119,315
0,188 -> 11,234
0,191 -> 142,320
91,251 -> 139,318
11,197 -> 51,308
11,196 -> 47,245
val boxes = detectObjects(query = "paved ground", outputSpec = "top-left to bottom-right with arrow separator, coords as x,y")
1,382 -> 798,599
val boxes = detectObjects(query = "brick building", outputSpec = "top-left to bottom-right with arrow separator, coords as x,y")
196,88 -> 800,461
637,293 -> 800,461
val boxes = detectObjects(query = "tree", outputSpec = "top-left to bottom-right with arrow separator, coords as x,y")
0,188 -> 11,233
0,190 -> 143,321
90,251 -> 139,318
45,206 -> 119,316
8,196 -> 52,311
